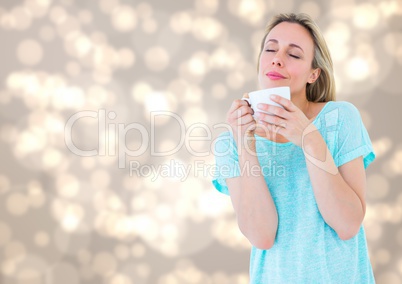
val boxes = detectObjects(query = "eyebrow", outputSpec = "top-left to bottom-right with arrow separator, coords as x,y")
265,39 -> 304,53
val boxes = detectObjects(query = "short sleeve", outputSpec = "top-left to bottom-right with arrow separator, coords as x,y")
212,131 -> 241,195
334,102 -> 375,168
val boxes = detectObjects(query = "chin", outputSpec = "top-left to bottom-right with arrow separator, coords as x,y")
259,81 -> 288,90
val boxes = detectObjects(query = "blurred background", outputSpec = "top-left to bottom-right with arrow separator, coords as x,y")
0,0 -> 401,283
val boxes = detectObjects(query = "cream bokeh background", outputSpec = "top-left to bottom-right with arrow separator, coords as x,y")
0,0 -> 401,283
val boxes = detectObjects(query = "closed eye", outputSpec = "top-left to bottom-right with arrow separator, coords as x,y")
265,49 -> 300,59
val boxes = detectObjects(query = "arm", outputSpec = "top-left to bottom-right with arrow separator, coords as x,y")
302,127 -> 366,240
225,97 -> 278,249
226,140 -> 278,249
256,97 -> 367,240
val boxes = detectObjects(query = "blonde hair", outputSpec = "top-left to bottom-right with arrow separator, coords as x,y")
258,13 -> 336,102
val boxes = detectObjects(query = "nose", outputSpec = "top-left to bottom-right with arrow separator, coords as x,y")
272,53 -> 283,67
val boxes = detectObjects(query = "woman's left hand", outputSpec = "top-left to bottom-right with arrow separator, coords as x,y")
254,95 -> 315,147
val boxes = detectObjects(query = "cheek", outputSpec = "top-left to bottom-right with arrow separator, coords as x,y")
294,67 -> 311,80
258,53 -> 270,72
288,67 -> 311,86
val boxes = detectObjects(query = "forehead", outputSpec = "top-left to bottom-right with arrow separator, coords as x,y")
266,22 -> 314,51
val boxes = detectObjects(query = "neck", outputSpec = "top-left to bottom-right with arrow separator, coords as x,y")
291,92 -> 312,118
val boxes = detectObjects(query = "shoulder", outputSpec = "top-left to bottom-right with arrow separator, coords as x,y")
321,101 -> 362,122
216,131 -> 233,139
213,131 -> 237,153
215,131 -> 234,145
324,101 -> 360,114
313,101 -> 365,135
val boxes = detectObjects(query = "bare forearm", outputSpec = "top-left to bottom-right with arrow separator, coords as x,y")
303,129 -> 365,240
235,138 -> 278,248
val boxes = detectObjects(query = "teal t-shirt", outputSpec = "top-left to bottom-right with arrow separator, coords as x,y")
212,101 -> 376,283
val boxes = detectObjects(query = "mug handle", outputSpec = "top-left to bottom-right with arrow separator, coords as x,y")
241,97 -> 251,106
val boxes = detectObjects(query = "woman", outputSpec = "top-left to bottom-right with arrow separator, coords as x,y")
213,13 -> 376,283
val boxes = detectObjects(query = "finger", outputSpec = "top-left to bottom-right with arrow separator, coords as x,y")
256,120 -> 280,137
270,95 -> 296,112
238,114 -> 255,125
229,113 -> 254,126
256,104 -> 288,119
272,124 -> 284,136
255,119 -> 272,132
241,93 -> 251,106
228,98 -> 250,115
255,112 -> 285,127
228,106 -> 254,124
230,105 -> 254,119
257,120 -> 285,137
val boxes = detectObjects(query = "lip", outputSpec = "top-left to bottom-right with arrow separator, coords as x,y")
266,71 -> 286,80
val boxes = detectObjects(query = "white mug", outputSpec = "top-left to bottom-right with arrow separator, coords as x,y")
242,86 -> 291,115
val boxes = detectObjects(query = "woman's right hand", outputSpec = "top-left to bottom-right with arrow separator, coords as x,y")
226,93 -> 256,139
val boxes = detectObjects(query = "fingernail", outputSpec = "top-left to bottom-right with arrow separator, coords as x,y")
270,95 -> 277,100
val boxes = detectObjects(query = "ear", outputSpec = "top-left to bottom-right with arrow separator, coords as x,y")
308,68 -> 321,84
